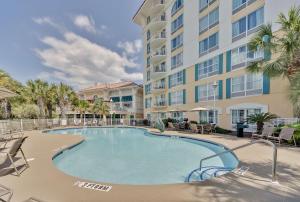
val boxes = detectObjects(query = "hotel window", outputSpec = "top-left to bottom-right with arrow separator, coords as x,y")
171,14 -> 184,33
171,33 -> 183,51
231,73 -> 262,98
232,0 -> 247,12
147,16 -> 151,24
145,84 -> 152,95
154,78 -> 166,89
154,62 -> 166,73
197,82 -> 218,102
171,52 -> 183,69
171,111 -> 183,120
232,7 -> 264,40
231,108 -> 261,124
171,0 -> 184,16
121,96 -> 133,102
199,32 -> 219,55
169,70 -> 184,88
147,57 -> 150,67
154,94 -> 166,106
170,90 -> 184,105
199,0 -> 215,12
147,30 -> 151,41
196,56 -> 219,79
231,45 -> 264,70
200,110 -> 218,124
146,71 -> 150,81
145,98 -> 152,109
199,7 -> 219,34
147,43 -> 151,54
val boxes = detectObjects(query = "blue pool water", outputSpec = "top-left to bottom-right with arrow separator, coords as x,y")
47,127 -> 238,185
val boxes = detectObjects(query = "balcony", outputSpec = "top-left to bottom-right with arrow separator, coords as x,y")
147,15 -> 167,32
153,100 -> 167,109
150,0 -> 166,14
152,85 -> 166,94
150,49 -> 166,64
150,32 -> 166,49
151,65 -> 166,80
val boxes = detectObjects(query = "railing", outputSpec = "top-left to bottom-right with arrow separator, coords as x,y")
199,139 -> 278,182
271,118 -> 299,126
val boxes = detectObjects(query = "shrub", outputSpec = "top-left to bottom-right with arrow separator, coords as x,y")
215,127 -> 232,135
190,120 -> 198,124
162,118 -> 177,127
12,104 -> 39,119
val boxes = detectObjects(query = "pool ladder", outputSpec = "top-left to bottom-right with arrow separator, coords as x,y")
187,139 -> 278,183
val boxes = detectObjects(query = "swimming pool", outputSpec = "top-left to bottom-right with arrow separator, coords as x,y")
47,127 -> 238,185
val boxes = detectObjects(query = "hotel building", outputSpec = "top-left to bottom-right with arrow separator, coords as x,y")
133,0 -> 300,130
78,81 -> 144,119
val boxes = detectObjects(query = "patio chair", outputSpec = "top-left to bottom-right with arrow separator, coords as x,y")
203,124 -> 213,134
0,137 -> 29,176
268,128 -> 296,146
168,122 -> 176,130
252,125 -> 274,139
190,123 -> 200,133
92,119 -> 98,126
0,184 -> 13,202
74,119 -> 81,126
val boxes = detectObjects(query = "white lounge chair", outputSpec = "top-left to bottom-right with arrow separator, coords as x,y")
0,137 -> 29,176
268,128 -> 296,146
0,184 -> 13,202
252,125 -> 274,139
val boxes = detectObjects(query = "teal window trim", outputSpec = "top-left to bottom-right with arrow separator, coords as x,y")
263,73 -> 270,94
195,64 -> 199,81
226,78 -> 231,99
168,75 -> 171,89
218,80 -> 223,99
183,89 -> 186,104
219,54 -> 223,74
183,69 -> 186,84
195,86 -> 199,103
168,92 -> 172,106
121,96 -> 133,102
226,50 -> 231,72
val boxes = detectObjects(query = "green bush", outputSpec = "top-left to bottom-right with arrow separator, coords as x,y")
190,120 -> 198,124
12,104 -> 39,119
162,118 -> 177,127
215,127 -> 232,135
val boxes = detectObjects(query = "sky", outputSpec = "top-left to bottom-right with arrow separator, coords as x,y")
0,0 -> 144,89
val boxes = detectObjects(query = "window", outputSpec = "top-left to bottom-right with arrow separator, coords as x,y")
232,17 -> 246,38
231,73 -> 262,97
171,14 -> 184,33
154,94 -> 166,106
145,98 -> 152,109
147,57 -> 150,67
232,0 -> 247,12
147,43 -> 151,54
248,7 -> 264,31
154,62 -> 166,73
199,0 -> 215,11
121,96 -> 133,102
171,33 -> 183,51
199,32 -> 218,55
197,82 -> 218,101
232,7 -> 264,40
171,52 -> 183,69
196,56 -> 219,79
147,71 -> 150,81
199,7 -> 219,34
200,110 -> 218,124
170,90 -> 184,105
154,78 -> 165,89
171,111 -> 183,120
172,0 -> 183,16
231,44 -> 264,69
111,97 -> 120,103
231,108 -> 261,124
147,30 -> 151,41
147,16 -> 151,24
170,70 -> 184,88
145,84 -> 152,95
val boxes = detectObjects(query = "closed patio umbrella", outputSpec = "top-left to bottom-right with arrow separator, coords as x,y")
190,107 -> 208,112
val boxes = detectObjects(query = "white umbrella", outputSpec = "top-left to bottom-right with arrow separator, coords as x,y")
190,107 -> 208,112
0,87 -> 17,99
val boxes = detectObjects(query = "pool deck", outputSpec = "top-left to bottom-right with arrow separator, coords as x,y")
1,128 -> 300,202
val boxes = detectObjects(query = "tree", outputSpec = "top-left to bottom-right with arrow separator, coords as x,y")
92,99 -> 110,124
12,104 -> 39,119
55,83 -> 77,119
75,100 -> 90,123
247,112 -> 278,134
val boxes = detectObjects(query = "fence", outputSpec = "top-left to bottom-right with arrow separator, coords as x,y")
0,118 -> 151,134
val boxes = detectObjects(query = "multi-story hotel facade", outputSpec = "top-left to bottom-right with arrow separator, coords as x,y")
78,81 -> 144,119
133,0 -> 300,130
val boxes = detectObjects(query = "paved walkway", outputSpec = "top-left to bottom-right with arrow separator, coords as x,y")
1,128 -> 300,202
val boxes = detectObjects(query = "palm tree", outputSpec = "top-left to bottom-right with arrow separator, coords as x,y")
93,99 -> 110,124
247,6 -> 300,115
45,84 -> 58,119
55,83 -> 77,119
247,112 -> 278,134
75,100 -> 90,123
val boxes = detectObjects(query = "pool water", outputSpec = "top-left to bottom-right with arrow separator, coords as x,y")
47,127 -> 238,185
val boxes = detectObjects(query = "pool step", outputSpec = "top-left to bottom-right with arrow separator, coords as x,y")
186,166 -> 233,182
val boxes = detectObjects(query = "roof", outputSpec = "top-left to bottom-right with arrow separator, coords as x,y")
132,0 -> 147,21
0,87 -> 17,99
79,81 -> 142,93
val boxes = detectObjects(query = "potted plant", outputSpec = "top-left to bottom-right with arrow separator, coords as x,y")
247,112 -> 277,134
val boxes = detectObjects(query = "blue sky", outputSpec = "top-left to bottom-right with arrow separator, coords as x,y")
0,0 -> 144,88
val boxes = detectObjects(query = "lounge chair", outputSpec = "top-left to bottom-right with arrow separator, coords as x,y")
92,119 -> 98,126
0,184 -> 13,202
203,124 -> 213,134
0,137 -> 29,176
74,119 -> 81,126
252,126 -> 274,139
23,197 -> 46,202
190,123 -> 200,133
168,122 -> 179,130
268,128 -> 296,146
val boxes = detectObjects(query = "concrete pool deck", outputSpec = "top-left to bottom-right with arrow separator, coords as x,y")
1,128 -> 300,202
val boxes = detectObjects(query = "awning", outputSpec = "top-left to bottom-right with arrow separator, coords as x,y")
0,87 -> 17,99
190,107 -> 208,112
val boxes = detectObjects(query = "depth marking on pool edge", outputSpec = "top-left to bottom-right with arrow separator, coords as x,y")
73,181 -> 112,192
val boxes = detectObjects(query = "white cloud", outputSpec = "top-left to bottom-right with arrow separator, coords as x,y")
73,15 -> 96,33
117,39 -> 143,56
33,17 -> 65,32
35,32 -> 143,88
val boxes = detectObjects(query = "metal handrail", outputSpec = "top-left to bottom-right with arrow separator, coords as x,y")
199,139 -> 277,182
